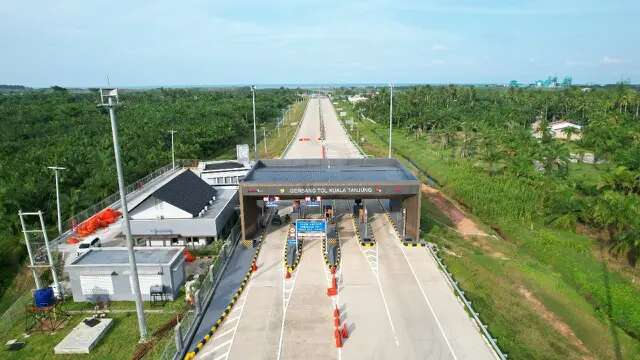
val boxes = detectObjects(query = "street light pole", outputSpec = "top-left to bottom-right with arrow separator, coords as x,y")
99,89 -> 148,342
251,85 -> 258,161
169,130 -> 177,170
388,83 -> 393,158
47,166 -> 66,235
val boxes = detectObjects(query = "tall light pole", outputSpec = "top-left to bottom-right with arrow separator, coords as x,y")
251,85 -> 258,160
168,130 -> 177,170
388,83 -> 394,158
98,88 -> 148,342
47,166 -> 66,235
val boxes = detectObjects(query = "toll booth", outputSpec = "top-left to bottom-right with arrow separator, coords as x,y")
239,158 -> 421,242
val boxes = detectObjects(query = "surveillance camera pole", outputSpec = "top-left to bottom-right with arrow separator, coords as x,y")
99,89 -> 148,342
47,166 -> 66,235
251,85 -> 258,161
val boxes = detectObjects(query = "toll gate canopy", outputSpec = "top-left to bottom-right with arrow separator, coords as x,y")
239,158 -> 421,241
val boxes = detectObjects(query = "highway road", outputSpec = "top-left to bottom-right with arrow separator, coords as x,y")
197,96 -> 496,359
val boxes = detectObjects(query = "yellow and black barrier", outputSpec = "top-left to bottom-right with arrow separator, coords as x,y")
184,231 -> 266,360
352,217 -> 376,247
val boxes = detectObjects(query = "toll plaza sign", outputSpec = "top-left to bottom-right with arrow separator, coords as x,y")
242,184 -> 419,196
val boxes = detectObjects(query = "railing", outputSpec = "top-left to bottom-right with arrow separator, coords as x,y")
50,159 -> 199,248
281,99 -> 309,158
426,243 -> 508,360
377,200 -> 506,359
158,223 -> 241,360
333,103 -> 369,158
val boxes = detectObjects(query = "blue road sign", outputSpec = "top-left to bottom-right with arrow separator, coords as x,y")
296,219 -> 326,234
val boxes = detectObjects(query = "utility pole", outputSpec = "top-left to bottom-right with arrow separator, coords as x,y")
388,83 -> 393,158
98,89 -> 148,342
251,85 -> 258,161
47,166 -> 66,235
168,130 -> 177,170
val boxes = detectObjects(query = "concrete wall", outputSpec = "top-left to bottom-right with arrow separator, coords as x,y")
240,196 -> 258,241
402,193 -> 421,241
68,263 -> 184,302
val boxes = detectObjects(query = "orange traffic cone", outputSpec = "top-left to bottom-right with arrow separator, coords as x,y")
334,316 -> 340,328
334,329 -> 343,348
341,324 -> 349,339
252,261 -> 258,272
285,269 -> 291,279
333,306 -> 340,319
330,266 -> 336,274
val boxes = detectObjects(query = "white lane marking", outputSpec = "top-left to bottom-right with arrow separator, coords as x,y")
214,327 -> 235,339
213,354 -> 228,360
212,339 -> 233,352
220,279 -> 253,360
321,235 -> 342,360
352,216 -> 399,347
385,215 -> 459,360
277,238 -> 299,360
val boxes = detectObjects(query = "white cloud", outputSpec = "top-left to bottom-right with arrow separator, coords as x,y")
601,56 -> 631,65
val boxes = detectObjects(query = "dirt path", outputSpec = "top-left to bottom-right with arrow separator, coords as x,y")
518,286 -> 595,360
421,184 -> 512,259
421,184 -> 486,237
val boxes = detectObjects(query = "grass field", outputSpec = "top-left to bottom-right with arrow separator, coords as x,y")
2,312 -> 176,360
337,99 -> 640,360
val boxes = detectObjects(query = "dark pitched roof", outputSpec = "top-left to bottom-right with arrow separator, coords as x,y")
150,170 -> 216,217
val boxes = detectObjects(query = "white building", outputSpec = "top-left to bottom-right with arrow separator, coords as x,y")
129,169 -> 238,247
347,94 -> 368,104
196,160 -> 252,187
532,120 -> 582,141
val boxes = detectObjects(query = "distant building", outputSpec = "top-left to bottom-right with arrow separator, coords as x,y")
195,144 -> 252,187
196,160 -> 251,187
347,94 -> 368,104
532,120 -> 582,140
66,247 -> 185,302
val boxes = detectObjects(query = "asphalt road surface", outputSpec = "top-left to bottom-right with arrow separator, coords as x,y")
197,96 -> 496,360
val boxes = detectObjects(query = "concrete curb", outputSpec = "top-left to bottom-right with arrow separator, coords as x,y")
351,216 -> 376,247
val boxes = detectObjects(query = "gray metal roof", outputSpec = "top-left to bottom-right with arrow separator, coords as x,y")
70,247 -> 182,266
146,170 -> 216,216
243,158 -> 418,184
204,161 -> 246,171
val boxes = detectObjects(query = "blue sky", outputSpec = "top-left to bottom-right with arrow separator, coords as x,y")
1,0 -> 638,87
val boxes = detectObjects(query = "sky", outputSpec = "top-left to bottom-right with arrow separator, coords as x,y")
1,0 -> 638,87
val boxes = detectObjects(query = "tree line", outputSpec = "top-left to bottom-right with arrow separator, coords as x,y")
356,84 -> 640,264
0,87 -> 299,296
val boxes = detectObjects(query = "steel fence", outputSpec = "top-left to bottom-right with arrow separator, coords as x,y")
426,243 -> 508,360
49,159 -> 199,248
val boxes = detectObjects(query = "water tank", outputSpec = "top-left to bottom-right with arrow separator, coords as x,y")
34,287 -> 55,308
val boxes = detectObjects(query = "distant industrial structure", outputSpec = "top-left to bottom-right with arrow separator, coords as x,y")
509,75 -> 573,88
